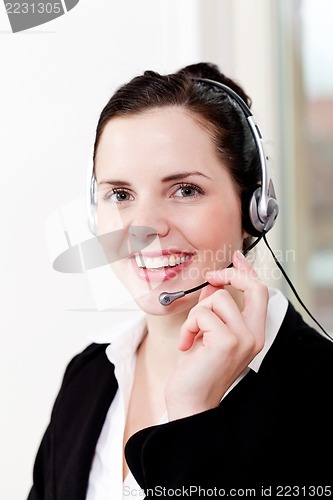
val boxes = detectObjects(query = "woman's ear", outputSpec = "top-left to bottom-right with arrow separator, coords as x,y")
242,233 -> 255,253
242,228 -> 250,240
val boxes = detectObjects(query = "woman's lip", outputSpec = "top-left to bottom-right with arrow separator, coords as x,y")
130,250 -> 193,258
129,254 -> 193,282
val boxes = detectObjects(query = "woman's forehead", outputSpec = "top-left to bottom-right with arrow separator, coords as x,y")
95,107 -> 219,172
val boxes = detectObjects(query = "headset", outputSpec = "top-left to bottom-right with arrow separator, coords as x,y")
86,77 -> 330,339
86,145 -> 98,237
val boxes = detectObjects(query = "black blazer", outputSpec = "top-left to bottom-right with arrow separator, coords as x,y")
27,303 -> 333,500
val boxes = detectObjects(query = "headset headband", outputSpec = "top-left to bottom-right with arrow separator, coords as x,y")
192,77 -> 278,235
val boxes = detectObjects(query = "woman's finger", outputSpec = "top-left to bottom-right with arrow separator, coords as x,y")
205,251 -> 268,339
178,305 -> 227,351
198,283 -> 221,302
196,288 -> 245,331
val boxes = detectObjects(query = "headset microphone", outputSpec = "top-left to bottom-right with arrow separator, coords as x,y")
158,267 -> 229,306
159,236 -> 262,306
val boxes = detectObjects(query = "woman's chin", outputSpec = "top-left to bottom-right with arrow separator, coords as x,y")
130,286 -> 199,316
111,262 -> 203,314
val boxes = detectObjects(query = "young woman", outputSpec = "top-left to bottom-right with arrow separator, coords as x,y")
28,63 -> 333,500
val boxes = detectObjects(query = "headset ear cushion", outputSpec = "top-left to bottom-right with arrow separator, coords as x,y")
244,187 -> 279,236
241,189 -> 263,237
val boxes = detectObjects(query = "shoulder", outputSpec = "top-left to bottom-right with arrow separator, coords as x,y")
63,342 -> 112,375
27,343 -> 117,499
56,342 -> 115,397
263,301 -> 333,385
279,301 -> 333,352
48,342 -> 117,433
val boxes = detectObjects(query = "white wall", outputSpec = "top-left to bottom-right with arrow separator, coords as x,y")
0,1 -> 280,498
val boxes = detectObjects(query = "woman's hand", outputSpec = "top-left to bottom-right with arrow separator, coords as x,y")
165,250 -> 268,421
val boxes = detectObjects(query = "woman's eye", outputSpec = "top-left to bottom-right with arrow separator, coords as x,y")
103,189 -> 134,204
172,183 -> 204,198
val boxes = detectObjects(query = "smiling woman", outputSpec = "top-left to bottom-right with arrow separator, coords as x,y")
94,107 -> 244,314
27,63 -> 333,500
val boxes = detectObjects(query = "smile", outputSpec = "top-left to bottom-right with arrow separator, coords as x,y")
134,254 -> 191,270
130,252 -> 194,282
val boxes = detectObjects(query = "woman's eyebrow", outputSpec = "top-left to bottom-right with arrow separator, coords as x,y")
97,171 -> 211,187
97,179 -> 132,187
161,171 -> 211,182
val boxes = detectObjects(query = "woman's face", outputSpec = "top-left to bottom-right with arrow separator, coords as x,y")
95,107 -> 245,315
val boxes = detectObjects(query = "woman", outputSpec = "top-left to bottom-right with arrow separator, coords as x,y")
28,63 -> 333,500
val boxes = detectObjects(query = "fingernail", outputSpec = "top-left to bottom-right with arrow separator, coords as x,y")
206,270 -> 218,277
235,250 -> 246,261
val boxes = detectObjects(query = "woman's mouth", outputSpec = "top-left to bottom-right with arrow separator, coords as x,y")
135,253 -> 191,269
130,252 -> 193,282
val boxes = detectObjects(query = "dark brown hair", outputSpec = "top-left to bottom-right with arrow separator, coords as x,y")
93,62 -> 261,237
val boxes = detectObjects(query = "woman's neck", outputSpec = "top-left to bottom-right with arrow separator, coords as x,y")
138,309 -> 190,380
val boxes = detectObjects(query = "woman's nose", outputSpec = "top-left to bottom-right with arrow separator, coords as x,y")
128,225 -> 158,254
127,200 -> 170,242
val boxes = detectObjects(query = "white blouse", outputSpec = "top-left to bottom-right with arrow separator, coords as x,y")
86,287 -> 288,500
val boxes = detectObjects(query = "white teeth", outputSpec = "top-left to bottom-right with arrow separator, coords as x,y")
162,256 -> 169,267
135,255 -> 145,267
134,254 -> 190,269
169,255 -> 176,267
